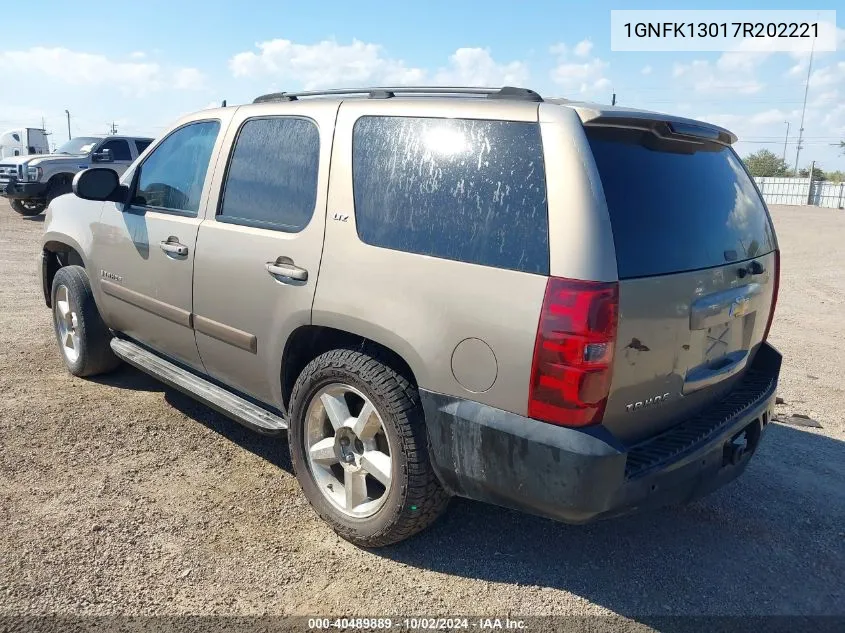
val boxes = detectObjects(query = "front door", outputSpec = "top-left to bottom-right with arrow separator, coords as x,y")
95,138 -> 136,177
192,102 -> 337,407
92,118 -> 229,370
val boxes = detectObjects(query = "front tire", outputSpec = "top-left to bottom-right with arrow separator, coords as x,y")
289,348 -> 450,547
51,266 -> 120,377
10,199 -> 46,216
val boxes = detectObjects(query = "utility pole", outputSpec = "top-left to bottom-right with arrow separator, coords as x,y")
109,121 -> 118,135
64,110 -> 71,140
793,39 -> 814,176
807,160 -> 815,204
782,121 -> 790,163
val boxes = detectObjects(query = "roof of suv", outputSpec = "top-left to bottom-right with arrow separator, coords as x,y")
92,135 -> 154,141
244,86 -> 737,145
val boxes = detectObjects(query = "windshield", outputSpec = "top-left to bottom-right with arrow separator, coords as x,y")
54,137 -> 100,155
586,127 -> 775,279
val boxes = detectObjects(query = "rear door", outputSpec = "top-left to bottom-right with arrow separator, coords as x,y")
587,126 -> 778,443
191,102 -> 336,408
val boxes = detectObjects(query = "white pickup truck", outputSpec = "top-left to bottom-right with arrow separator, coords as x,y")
1,135 -> 153,216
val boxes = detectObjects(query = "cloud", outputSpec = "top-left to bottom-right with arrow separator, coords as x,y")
229,38 -> 424,88
433,48 -> 528,86
173,67 -> 206,90
810,61 -> 845,89
229,39 -> 528,89
672,59 -> 763,94
573,39 -> 593,58
0,47 -> 204,96
548,41 -> 610,96
640,65 -> 653,75
748,109 -> 793,126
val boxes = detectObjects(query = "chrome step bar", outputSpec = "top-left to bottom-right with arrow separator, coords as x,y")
110,338 -> 287,435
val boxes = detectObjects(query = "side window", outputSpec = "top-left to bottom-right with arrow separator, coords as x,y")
218,117 -> 319,232
99,139 -> 131,161
135,139 -> 152,155
352,116 -> 549,275
133,121 -> 220,215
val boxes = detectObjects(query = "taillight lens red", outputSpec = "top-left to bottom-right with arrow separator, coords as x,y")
528,278 -> 619,427
762,250 -> 780,343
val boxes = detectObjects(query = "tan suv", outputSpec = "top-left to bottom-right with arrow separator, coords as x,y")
40,86 -> 782,547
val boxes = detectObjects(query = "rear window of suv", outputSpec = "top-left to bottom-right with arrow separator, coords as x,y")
352,116 -> 549,275
586,127 -> 775,279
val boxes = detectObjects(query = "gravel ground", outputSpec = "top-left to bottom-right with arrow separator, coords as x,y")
1,201 -> 843,623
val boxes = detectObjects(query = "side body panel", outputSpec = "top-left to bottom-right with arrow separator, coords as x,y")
538,103 -> 618,283
315,99 -> 548,416
191,101 -> 339,407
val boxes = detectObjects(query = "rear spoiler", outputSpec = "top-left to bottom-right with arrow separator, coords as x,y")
572,107 -> 737,146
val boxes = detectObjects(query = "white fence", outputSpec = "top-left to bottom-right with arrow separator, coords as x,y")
755,177 -> 845,209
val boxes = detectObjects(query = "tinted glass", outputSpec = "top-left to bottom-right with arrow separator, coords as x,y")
135,139 -> 152,154
352,116 -> 549,275
218,117 -> 319,231
134,121 -> 220,215
587,128 -> 775,279
100,139 -> 131,161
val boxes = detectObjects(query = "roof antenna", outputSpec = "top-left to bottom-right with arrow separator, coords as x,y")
611,92 -> 617,106
221,99 -> 227,107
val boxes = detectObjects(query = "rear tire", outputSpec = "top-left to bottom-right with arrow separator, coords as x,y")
10,199 -> 46,216
289,348 -> 450,547
51,266 -> 120,377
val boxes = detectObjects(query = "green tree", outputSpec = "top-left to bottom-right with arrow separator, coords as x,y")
798,165 -> 826,181
742,149 -> 790,177
826,170 -> 845,183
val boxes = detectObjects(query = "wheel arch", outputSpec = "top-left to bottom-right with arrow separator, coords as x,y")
42,238 -> 87,308
280,325 -> 420,414
46,172 -> 76,188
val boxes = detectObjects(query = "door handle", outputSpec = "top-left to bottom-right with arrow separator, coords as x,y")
159,237 -> 188,257
266,257 -> 308,283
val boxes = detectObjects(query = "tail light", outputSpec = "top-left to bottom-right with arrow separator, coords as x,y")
528,278 -> 619,427
762,250 -> 780,343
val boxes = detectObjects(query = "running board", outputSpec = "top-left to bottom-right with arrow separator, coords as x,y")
110,338 -> 287,435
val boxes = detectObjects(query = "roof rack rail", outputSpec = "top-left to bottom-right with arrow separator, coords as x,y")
252,86 -> 543,104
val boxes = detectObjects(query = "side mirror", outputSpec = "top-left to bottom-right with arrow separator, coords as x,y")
92,148 -> 113,163
72,168 -> 128,202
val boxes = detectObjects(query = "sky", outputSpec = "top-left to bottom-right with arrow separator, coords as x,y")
1,0 -> 843,170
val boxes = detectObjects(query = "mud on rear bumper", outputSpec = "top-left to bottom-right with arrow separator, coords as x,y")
421,343 -> 781,524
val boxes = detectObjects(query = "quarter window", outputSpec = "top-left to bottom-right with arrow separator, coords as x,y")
135,139 -> 153,155
133,121 -> 220,215
218,117 -> 320,232
352,116 -> 549,274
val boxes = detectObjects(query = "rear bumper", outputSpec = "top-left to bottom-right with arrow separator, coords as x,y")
2,180 -> 48,200
422,343 -> 781,524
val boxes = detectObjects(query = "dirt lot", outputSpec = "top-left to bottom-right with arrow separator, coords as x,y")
1,201 -> 844,623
